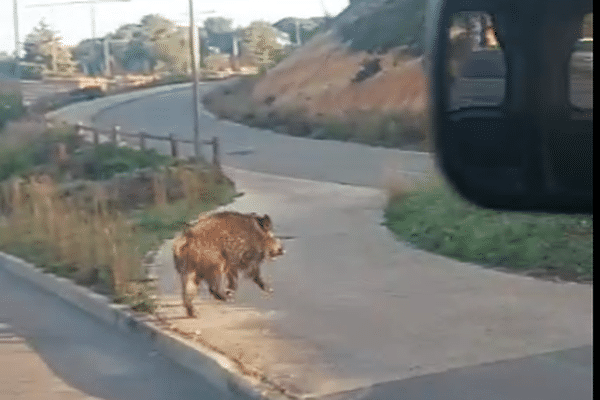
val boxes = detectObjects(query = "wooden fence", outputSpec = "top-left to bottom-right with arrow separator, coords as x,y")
73,123 -> 221,169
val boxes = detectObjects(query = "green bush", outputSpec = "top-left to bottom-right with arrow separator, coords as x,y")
0,92 -> 26,131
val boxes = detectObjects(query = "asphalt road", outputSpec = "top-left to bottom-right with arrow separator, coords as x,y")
323,345 -> 592,400
0,264 -> 247,400
92,83 -> 433,187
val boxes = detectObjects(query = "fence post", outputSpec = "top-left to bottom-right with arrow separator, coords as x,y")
152,172 -> 167,206
93,128 -> 99,147
74,122 -> 83,147
139,132 -> 147,152
111,126 -> 120,147
169,133 -> 178,158
212,136 -> 220,169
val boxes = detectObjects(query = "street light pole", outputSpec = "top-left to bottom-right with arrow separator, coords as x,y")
12,0 -> 21,79
90,3 -> 96,38
185,6 -> 215,161
103,37 -> 110,76
188,0 -> 202,160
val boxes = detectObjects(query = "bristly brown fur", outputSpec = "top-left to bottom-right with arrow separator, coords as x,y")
173,211 -> 285,317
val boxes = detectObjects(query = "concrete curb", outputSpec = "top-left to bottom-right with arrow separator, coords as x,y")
0,251 -> 289,400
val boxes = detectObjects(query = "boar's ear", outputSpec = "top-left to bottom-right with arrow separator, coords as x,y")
255,214 -> 272,231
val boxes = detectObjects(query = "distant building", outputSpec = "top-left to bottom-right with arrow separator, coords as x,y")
273,17 -> 327,46
201,30 -> 241,56
201,24 -> 291,57
274,29 -> 292,47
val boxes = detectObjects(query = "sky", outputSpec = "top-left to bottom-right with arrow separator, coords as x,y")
1,0 -> 349,55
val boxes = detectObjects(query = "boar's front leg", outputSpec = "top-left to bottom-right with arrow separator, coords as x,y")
225,269 -> 238,300
248,264 -> 273,294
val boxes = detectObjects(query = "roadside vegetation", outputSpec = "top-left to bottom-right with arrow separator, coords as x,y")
0,119 -> 237,312
0,78 -> 26,131
382,175 -> 593,283
0,123 -> 172,182
202,76 -> 429,151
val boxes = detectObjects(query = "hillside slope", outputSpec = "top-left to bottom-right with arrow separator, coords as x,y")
204,0 -> 432,150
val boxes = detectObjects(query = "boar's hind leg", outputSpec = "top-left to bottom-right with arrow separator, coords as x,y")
206,261 -> 228,301
181,271 -> 198,317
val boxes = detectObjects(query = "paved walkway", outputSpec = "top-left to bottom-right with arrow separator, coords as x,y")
152,166 -> 592,396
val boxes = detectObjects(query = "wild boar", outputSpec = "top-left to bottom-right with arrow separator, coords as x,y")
173,211 -> 284,317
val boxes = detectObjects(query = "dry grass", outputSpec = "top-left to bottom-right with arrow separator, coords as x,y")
0,162 -> 237,311
252,37 -> 427,118
202,36 -> 431,150
202,77 -> 260,122
380,159 -> 441,203
0,176 -> 142,295
203,76 -> 429,149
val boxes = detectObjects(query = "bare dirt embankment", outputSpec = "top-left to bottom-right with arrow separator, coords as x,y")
203,32 -> 431,151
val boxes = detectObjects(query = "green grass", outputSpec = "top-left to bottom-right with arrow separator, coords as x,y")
383,182 -> 593,282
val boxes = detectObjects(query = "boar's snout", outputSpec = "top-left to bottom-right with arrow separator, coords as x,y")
268,237 -> 285,259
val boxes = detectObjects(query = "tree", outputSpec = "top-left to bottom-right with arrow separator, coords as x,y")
122,42 -> 155,73
101,15 -> 180,74
23,19 -> 55,65
151,27 -> 193,74
204,17 -> 234,34
23,19 -> 76,75
141,14 -> 177,41
241,21 -> 282,67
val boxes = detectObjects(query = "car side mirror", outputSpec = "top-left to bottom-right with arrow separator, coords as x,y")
424,0 -> 593,214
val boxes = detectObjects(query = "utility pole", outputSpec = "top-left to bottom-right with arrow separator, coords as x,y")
90,3 -> 96,38
13,0 -> 21,74
232,33 -> 239,57
51,37 -> 58,73
188,0 -> 201,160
103,37 -> 110,76
186,5 -> 215,160
295,19 -> 301,46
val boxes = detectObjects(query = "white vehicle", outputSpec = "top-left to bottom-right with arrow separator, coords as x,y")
571,38 -> 593,73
